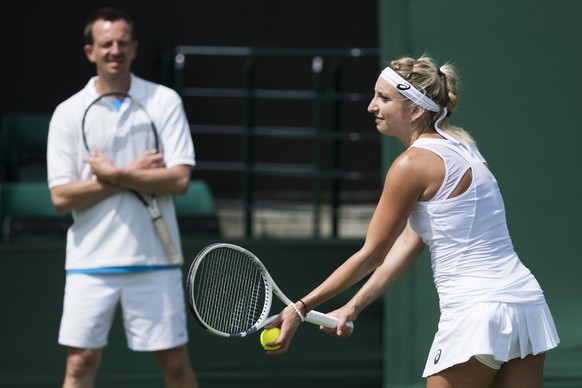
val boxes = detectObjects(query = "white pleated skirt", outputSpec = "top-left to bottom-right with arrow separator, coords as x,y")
422,301 -> 560,377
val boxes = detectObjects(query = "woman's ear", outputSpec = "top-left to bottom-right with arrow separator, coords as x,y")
410,106 -> 426,123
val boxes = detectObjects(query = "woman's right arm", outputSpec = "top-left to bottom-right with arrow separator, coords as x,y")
299,148 -> 430,316
265,148 -> 432,353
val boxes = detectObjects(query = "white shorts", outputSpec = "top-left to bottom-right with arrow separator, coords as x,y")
58,269 -> 189,351
423,301 -> 560,377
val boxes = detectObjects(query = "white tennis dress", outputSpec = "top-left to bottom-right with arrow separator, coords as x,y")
407,138 -> 559,377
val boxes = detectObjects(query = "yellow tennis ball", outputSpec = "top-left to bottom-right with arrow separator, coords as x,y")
260,327 -> 281,350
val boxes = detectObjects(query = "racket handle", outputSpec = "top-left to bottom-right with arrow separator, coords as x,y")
305,310 -> 354,330
153,218 -> 182,265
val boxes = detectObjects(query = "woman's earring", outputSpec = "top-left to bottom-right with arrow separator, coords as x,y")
409,120 -> 416,132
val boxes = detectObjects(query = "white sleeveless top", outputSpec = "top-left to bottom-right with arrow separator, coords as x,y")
408,139 -> 546,310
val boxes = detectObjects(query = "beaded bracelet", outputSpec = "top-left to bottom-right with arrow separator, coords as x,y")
289,302 -> 305,322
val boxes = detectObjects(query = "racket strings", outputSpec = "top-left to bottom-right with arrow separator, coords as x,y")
193,247 -> 269,334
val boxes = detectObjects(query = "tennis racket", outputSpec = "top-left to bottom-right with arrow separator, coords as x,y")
186,242 -> 353,338
82,91 -> 182,265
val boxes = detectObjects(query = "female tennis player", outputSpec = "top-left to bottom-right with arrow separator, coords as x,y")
267,55 -> 559,387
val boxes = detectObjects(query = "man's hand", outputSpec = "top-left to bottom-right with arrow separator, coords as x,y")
84,148 -> 119,183
127,149 -> 166,171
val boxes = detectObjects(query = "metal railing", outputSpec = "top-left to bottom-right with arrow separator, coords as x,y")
173,46 -> 380,238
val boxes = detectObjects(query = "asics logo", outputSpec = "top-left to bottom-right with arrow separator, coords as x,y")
434,349 -> 442,364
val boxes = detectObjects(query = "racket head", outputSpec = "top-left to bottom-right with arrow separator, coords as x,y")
81,92 -> 159,155
186,243 -> 273,338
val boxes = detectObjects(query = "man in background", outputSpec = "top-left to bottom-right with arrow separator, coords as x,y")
47,7 -> 198,387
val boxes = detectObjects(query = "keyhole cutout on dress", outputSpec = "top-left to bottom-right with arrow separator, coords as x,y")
447,169 -> 472,199
446,163 -> 491,199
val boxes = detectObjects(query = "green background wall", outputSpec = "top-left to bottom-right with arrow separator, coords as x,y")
378,0 -> 582,386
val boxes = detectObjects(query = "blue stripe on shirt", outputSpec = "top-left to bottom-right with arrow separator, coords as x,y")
66,265 -> 181,275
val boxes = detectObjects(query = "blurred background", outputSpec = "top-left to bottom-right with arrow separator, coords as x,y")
1,0 -> 580,387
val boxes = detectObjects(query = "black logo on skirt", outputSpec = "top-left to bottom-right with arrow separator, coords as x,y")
434,349 -> 442,364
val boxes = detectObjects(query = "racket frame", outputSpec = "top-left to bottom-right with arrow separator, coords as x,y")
187,243 -> 274,337
187,243 -> 350,338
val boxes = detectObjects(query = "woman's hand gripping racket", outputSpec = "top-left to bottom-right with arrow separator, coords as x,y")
82,92 -> 181,265
186,242 -> 353,338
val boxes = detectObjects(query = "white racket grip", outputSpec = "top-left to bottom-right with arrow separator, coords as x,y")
305,310 -> 354,330
153,218 -> 183,265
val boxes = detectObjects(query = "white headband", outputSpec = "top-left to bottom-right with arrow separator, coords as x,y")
379,67 -> 457,143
